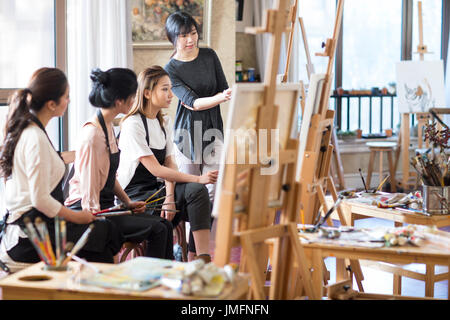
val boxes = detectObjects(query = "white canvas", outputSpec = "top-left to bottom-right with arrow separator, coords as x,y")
396,60 -> 446,113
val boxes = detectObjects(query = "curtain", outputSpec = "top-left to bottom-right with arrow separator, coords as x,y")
66,0 -> 133,149
445,31 -> 450,126
253,0 -> 288,82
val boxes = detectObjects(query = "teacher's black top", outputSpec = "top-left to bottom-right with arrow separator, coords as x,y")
164,47 -> 228,162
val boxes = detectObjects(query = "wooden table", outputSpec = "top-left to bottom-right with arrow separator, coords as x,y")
300,233 -> 450,299
326,196 -> 450,297
0,262 -> 249,300
329,197 -> 450,228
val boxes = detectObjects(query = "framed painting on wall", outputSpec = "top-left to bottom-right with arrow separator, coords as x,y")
131,0 -> 212,48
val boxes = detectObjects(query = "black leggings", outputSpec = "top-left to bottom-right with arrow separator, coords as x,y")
69,200 -> 173,260
128,182 -> 212,255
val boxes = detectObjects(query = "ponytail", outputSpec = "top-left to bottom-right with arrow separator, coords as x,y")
0,67 -> 68,179
0,89 -> 33,178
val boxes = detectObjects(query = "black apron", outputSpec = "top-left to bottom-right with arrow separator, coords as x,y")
125,113 -> 167,200
124,114 -> 185,225
6,115 -> 123,263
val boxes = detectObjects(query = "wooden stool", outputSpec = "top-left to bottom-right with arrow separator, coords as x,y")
366,141 -> 397,192
116,241 -> 147,263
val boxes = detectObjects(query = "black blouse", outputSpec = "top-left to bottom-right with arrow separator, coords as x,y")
164,47 -> 228,162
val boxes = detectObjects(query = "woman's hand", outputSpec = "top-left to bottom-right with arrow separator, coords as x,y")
72,209 -> 96,224
161,200 -> 177,221
222,88 -> 232,102
198,170 -> 218,184
127,201 -> 146,214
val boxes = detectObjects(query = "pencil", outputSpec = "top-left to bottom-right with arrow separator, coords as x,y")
145,186 -> 166,203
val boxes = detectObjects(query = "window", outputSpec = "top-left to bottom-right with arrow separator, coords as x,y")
0,0 -> 66,150
298,0 -> 336,87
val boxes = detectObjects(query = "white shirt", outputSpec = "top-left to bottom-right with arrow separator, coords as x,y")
117,114 -> 174,189
0,124 -> 65,255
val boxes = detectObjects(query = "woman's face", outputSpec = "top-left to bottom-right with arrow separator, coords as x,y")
54,85 -> 70,117
120,94 -> 136,114
175,26 -> 198,54
150,75 -> 173,110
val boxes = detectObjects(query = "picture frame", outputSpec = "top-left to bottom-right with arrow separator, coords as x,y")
131,0 -> 212,48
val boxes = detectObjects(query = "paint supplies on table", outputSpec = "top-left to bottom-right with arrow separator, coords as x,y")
78,257 -> 237,297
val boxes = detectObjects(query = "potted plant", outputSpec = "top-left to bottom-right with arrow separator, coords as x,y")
337,130 -> 357,142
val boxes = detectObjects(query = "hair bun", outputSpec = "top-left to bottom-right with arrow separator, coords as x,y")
90,68 -> 110,87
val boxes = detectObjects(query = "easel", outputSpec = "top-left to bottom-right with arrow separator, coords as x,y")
280,1 -> 345,190
398,0 -> 433,190
294,0 -> 365,293
213,0 -> 317,300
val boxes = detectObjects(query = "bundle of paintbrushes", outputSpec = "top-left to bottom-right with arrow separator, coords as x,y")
21,216 -> 94,269
410,151 -> 450,186
144,186 -> 179,213
93,203 -> 133,217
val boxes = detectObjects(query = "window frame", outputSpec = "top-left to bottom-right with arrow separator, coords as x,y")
0,0 -> 67,150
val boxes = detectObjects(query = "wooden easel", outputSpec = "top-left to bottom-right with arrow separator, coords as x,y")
213,0 -> 317,300
398,0 -> 433,190
280,2 -> 346,190
293,0 -> 365,293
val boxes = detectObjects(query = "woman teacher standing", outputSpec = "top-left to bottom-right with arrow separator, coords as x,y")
0,68 -> 123,267
164,11 -> 231,203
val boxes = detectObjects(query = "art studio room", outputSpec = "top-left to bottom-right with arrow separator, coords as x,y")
0,0 -> 449,309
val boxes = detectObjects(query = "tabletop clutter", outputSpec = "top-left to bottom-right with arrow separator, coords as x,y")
75,256 -> 238,297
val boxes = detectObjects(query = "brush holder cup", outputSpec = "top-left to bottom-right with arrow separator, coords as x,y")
423,185 -> 450,215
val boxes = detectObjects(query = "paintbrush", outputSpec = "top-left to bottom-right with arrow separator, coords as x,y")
145,185 -> 166,203
23,217 -> 50,265
376,175 -> 390,192
62,225 -> 94,266
70,254 -> 100,273
21,225 -> 49,265
95,210 -> 133,217
146,208 -> 180,213
55,216 -> 60,265
314,196 -> 344,231
358,168 -> 369,192
60,219 -> 66,256
146,194 -> 174,205
57,242 -> 73,266
35,217 -> 56,265
0,259 -> 10,274
93,203 -> 127,215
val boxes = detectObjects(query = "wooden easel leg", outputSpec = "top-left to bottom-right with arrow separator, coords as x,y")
240,234 -> 267,300
288,223 -> 318,299
387,150 -> 397,192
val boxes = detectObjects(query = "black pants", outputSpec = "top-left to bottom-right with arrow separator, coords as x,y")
69,200 -> 173,260
127,182 -> 212,254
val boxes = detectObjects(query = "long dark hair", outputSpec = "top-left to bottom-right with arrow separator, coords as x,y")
121,66 -> 168,129
89,68 -> 137,108
0,67 -> 68,178
165,11 -> 200,57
